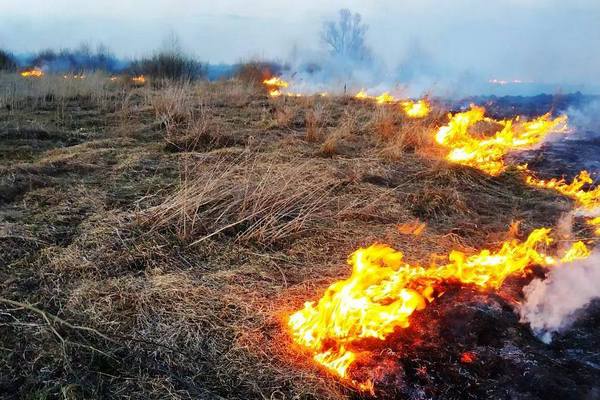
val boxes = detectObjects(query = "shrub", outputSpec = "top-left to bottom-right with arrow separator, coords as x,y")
128,52 -> 205,81
0,49 -> 17,72
234,61 -> 284,85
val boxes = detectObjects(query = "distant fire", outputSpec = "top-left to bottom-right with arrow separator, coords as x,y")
20,67 -> 44,78
132,75 -> 146,84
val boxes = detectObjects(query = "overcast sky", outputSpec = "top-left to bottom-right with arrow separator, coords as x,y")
1,0 -> 600,87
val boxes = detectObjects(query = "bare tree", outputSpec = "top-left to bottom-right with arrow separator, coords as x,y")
321,9 -> 371,63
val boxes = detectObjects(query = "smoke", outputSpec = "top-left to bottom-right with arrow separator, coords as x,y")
3,1 -> 600,96
519,251 -> 600,343
565,100 -> 600,139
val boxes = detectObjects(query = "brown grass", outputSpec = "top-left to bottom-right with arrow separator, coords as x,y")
0,77 -> 576,399
143,152 -> 347,246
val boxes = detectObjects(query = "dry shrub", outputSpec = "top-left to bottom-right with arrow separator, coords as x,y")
305,103 -> 325,142
321,110 -> 359,156
150,81 -> 195,135
143,152 -> 342,246
198,79 -> 262,107
381,117 -> 439,160
274,102 -> 298,128
234,60 -> 281,87
150,82 -> 226,151
371,106 -> 398,141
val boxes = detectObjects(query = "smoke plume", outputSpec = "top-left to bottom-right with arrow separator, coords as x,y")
519,251 -> 600,343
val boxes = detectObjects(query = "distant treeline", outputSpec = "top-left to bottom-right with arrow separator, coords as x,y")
0,46 -> 292,82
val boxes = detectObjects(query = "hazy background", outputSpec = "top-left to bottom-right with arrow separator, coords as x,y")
2,0 -> 600,94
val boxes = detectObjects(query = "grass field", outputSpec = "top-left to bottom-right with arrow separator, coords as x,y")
0,74 -> 577,399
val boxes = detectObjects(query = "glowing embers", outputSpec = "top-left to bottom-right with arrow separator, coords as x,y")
287,229 -> 589,389
20,67 -> 44,78
435,105 -> 568,176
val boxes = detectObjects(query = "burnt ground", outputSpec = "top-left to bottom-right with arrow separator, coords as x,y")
0,77 -> 599,399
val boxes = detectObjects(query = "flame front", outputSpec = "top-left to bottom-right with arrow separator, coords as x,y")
435,105 -> 568,175
526,171 -> 600,211
288,228 -> 589,387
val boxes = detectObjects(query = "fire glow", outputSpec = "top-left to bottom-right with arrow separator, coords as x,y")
20,67 -> 44,78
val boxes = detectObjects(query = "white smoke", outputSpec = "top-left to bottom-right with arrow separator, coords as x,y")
519,251 -> 600,343
566,100 -> 600,139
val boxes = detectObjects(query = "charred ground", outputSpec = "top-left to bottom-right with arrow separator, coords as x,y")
0,75 -> 599,399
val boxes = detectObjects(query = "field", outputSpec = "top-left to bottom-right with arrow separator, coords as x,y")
1,73 -> 598,399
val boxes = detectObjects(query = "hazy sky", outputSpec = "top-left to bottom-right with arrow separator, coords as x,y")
2,0 -> 600,86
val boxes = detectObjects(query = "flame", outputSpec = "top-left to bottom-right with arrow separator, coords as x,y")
525,171 -> 600,211
375,92 -> 396,104
263,77 -> 289,97
401,99 -> 430,118
435,105 -> 568,175
20,67 -> 44,78
132,75 -> 146,84
288,228 -> 589,387
353,90 -> 396,104
354,90 -> 370,100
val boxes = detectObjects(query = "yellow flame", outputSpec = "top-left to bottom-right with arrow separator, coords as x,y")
375,92 -> 396,104
288,228 -> 589,387
20,67 -> 44,78
526,171 -> 600,211
263,77 -> 290,97
435,105 -> 568,175
401,99 -> 431,118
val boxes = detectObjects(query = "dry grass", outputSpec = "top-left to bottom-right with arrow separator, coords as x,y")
143,152 -> 347,246
0,77 -> 575,399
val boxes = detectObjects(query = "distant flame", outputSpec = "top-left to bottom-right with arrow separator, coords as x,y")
132,75 -> 146,84
20,67 -> 44,78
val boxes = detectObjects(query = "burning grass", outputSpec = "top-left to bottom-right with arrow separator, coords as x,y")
1,75 -> 598,399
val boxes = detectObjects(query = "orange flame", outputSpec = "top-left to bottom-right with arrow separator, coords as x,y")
132,75 -> 146,84
526,171 -> 600,211
263,77 -> 289,97
401,99 -> 430,118
20,67 -> 44,78
288,228 -> 589,388
435,105 -> 568,175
